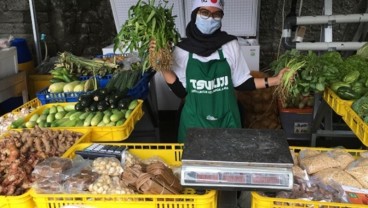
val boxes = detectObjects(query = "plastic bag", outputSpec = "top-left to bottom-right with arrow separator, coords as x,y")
121,150 -> 142,168
313,168 -> 363,189
326,149 -> 355,169
32,157 -> 73,182
345,158 -> 368,188
63,169 -> 99,194
62,155 -> 93,180
0,35 -> 13,49
299,153 -> 340,174
298,149 -> 321,160
88,175 -> 135,194
92,157 -> 123,176
292,165 -> 307,179
290,150 -> 298,165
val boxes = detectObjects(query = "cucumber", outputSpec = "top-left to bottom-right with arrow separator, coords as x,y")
55,111 -> 66,120
110,111 -> 125,122
115,119 -> 126,126
56,105 -> 65,112
36,115 -> 47,124
125,109 -> 133,119
42,108 -> 50,115
38,121 -> 46,128
70,112 -> 83,120
46,113 -> 55,123
84,112 -> 96,126
76,120 -> 84,127
97,120 -> 106,126
59,119 -> 77,127
29,114 -> 40,122
107,121 -> 116,126
64,104 -> 76,112
10,117 -> 25,128
79,112 -> 90,120
103,111 -> 113,124
91,112 -> 103,126
51,118 -> 69,127
128,99 -> 138,110
25,121 -> 36,128
49,106 -> 57,114
64,110 -> 76,118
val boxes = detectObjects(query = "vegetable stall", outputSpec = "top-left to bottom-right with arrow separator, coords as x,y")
1,0 -> 368,207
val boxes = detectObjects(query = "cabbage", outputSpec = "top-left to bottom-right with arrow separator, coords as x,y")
357,42 -> 368,59
63,81 -> 80,93
48,82 -> 66,93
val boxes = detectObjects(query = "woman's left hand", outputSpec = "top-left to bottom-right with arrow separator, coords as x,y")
275,67 -> 289,85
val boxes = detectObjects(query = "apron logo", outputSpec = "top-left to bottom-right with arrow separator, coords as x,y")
189,76 -> 228,91
206,115 -> 218,121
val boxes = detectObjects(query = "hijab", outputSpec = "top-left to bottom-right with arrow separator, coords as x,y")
176,8 -> 237,57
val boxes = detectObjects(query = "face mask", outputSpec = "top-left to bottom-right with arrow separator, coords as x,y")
195,14 -> 221,35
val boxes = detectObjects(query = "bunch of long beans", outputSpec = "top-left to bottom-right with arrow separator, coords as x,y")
113,0 -> 180,72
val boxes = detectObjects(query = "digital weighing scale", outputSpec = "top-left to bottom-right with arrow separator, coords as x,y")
181,128 -> 294,191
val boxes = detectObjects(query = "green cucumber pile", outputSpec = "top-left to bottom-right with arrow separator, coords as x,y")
10,99 -> 139,129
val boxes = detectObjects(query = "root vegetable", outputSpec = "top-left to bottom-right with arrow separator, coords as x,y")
0,128 -> 82,196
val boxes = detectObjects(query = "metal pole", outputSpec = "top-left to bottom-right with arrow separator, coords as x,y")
296,42 -> 366,51
324,0 -> 333,43
29,0 -> 42,65
296,14 -> 368,25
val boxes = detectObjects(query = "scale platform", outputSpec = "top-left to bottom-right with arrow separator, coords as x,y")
181,128 -> 294,191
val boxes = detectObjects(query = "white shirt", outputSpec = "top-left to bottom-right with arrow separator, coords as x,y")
172,39 -> 252,88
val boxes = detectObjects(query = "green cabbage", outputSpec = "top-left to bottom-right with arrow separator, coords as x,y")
357,42 -> 368,60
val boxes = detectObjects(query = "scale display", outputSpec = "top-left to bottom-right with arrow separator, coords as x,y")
181,128 -> 294,191
181,166 -> 293,190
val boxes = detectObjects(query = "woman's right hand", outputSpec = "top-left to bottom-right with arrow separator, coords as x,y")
149,39 -> 156,52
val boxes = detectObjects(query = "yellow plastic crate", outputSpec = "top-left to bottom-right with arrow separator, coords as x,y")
17,100 -> 144,142
0,128 -> 91,208
31,143 -> 217,208
0,193 -> 34,208
1,98 -> 42,122
251,146 -> 367,208
342,105 -> 368,147
0,98 -> 42,136
323,88 -> 354,117
11,98 -> 42,113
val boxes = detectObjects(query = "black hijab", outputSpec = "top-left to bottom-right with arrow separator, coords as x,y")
176,8 -> 237,57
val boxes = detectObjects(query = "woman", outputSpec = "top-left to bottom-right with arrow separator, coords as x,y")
157,0 -> 287,142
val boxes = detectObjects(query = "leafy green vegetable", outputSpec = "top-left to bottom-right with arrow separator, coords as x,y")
113,0 -> 180,72
357,42 -> 368,60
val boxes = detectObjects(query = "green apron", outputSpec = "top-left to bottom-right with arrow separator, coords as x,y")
178,50 -> 241,142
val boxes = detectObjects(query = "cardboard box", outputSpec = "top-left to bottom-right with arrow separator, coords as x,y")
0,47 -> 18,79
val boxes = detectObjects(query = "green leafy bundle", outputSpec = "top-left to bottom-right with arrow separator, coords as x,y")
113,0 -> 180,72
271,50 -> 344,108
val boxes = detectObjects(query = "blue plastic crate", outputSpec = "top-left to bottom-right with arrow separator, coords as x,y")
79,75 -> 112,88
36,87 -> 92,105
127,70 -> 156,99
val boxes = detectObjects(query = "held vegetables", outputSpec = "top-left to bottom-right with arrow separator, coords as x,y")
274,58 -> 306,106
113,0 -> 180,72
